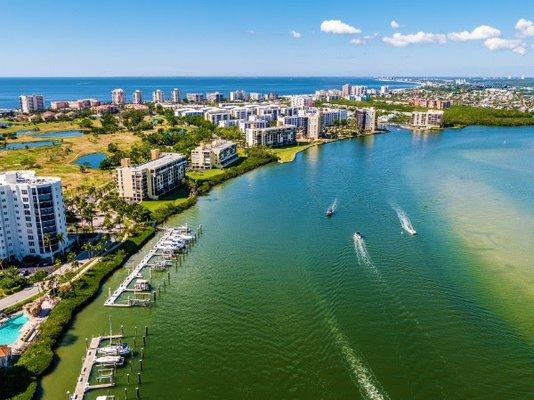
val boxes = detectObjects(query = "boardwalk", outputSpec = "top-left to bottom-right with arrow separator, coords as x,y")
71,334 -> 123,400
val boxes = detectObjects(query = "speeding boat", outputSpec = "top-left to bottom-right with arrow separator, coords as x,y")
94,355 -> 124,366
353,232 -> 364,241
326,207 -> 334,217
97,343 -> 131,356
406,227 -> 417,236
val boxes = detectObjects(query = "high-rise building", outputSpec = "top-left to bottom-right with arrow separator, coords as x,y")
111,89 -> 125,105
0,171 -> 68,261
206,92 -> 224,103
171,88 -> 181,103
245,125 -> 297,147
152,90 -> 165,104
411,110 -> 444,128
355,108 -> 377,132
19,95 -> 45,114
132,90 -> 143,104
229,90 -> 249,102
290,96 -> 314,108
307,112 -> 322,140
116,150 -> 187,203
342,84 -> 352,98
186,93 -> 205,103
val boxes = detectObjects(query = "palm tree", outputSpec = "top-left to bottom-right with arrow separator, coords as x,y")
56,232 -> 66,256
43,233 -> 54,262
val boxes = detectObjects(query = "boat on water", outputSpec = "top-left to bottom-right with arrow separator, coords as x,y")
406,227 -> 417,236
94,355 -> 124,366
325,207 -> 334,217
97,343 -> 131,356
353,232 -> 364,240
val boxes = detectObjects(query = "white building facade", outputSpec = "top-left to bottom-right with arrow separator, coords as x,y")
0,171 -> 67,261
19,95 -> 45,114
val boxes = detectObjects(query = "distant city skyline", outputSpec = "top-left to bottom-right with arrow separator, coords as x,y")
1,0 -> 533,77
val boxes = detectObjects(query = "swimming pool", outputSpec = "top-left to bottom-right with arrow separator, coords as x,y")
0,313 -> 29,345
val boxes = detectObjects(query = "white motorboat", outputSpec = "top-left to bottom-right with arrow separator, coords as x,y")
97,343 -> 131,356
94,355 -> 124,366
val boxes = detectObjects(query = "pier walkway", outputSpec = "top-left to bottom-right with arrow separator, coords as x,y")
71,334 -> 123,400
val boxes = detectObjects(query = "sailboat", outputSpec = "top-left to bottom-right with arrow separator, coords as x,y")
97,316 -> 131,357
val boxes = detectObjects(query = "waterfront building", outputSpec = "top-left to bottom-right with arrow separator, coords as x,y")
19,95 -> 45,114
190,139 -> 239,170
290,96 -> 314,108
342,84 -> 352,98
411,110 -> 444,128
186,93 -> 206,103
0,171 -> 68,261
264,92 -> 279,101
207,92 -> 224,103
132,90 -> 143,104
171,88 -> 181,103
50,101 -> 69,110
380,85 -> 389,95
204,110 -> 231,125
278,115 -> 309,134
230,90 -> 249,102
245,125 -> 296,147
116,150 -> 187,203
111,89 -> 125,105
307,112 -> 321,140
174,108 -> 204,118
249,92 -> 262,101
152,90 -> 165,104
355,108 -> 377,132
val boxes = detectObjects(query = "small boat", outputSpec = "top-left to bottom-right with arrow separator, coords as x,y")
94,355 -> 124,366
325,207 -> 334,217
98,343 -> 131,356
353,232 -> 364,240
406,227 -> 417,236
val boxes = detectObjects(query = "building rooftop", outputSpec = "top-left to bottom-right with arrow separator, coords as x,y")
0,171 -> 61,185
120,153 -> 186,172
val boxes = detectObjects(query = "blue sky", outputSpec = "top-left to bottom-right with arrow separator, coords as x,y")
2,0 -> 533,76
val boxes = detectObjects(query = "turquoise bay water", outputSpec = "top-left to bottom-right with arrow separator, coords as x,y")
41,126 -> 534,400
0,313 -> 29,345
74,152 -> 107,168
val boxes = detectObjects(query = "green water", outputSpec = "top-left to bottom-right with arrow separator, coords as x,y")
40,126 -> 534,399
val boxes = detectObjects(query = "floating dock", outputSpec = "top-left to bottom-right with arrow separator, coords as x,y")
104,225 -> 202,307
71,334 -> 123,400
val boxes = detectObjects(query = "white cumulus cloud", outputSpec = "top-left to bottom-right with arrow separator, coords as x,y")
382,32 -> 447,47
515,18 -> 534,37
320,19 -> 361,34
390,20 -> 400,29
290,30 -> 301,39
484,37 -> 526,55
448,25 -> 501,41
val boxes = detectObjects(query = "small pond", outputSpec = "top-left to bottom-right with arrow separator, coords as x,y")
1,140 -> 58,150
74,152 -> 107,168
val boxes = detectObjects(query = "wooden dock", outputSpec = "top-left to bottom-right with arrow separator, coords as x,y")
71,334 -> 123,400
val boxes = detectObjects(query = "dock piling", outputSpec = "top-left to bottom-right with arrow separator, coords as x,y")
137,372 -> 141,384
145,325 -> 148,336
139,359 -> 143,371
127,373 -> 130,384
136,386 -> 140,399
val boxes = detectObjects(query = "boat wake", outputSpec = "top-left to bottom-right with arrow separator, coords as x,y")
353,233 -> 374,269
393,206 -> 417,235
327,317 -> 390,400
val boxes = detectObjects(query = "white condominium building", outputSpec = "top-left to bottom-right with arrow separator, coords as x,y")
204,110 -> 231,125
290,96 -> 314,108
207,92 -> 224,103
411,110 -> 444,128
249,92 -> 262,101
238,116 -> 268,133
132,90 -> 144,104
231,107 -> 253,120
186,93 -> 206,103
116,150 -> 187,203
190,139 -> 238,170
111,88 -> 125,105
171,88 -> 181,103
229,90 -> 249,102
152,90 -> 165,104
0,171 -> 67,261
245,125 -> 297,147
19,95 -> 45,114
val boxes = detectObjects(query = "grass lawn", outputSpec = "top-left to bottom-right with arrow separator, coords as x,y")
186,168 -> 226,181
271,142 -> 316,163
141,186 -> 191,212
0,131 -> 141,191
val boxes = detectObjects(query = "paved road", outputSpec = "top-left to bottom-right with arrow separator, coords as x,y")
0,239 -> 118,312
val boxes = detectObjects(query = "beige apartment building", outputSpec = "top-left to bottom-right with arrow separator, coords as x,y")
411,110 -> 444,128
190,139 -> 238,170
116,149 -> 187,203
